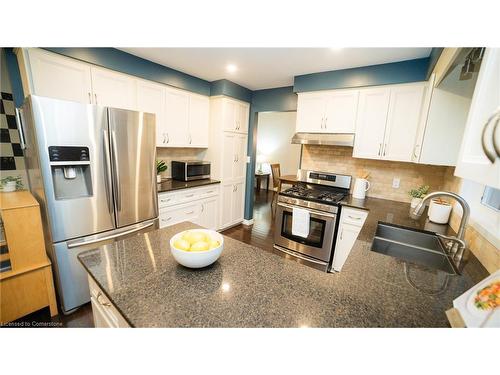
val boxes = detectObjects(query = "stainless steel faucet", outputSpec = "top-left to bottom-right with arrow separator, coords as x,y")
412,191 -> 470,264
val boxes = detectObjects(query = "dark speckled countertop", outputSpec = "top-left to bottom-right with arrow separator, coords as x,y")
157,178 -> 220,193
78,196 -> 489,327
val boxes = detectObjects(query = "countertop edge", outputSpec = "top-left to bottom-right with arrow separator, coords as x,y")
157,179 -> 221,193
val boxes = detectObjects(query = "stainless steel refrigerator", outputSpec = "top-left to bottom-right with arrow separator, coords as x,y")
17,95 -> 158,313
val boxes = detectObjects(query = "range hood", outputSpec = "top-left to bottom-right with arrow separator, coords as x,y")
291,132 -> 355,147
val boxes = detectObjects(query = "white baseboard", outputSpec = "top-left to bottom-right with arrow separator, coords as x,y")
242,219 -> 254,226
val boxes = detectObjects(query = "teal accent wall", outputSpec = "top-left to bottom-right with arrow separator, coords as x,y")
426,48 -> 444,79
293,57 -> 430,93
243,86 -> 297,220
3,48 -> 24,107
45,48 -> 212,96
210,79 -> 252,103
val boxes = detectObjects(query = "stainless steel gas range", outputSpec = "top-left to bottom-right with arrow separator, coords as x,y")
273,170 -> 352,272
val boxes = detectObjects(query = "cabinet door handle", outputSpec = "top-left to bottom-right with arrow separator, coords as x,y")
383,144 -> 387,156
166,133 -> 169,143
324,117 -> 327,129
185,194 -> 194,198
88,92 -> 92,104
94,93 -> 98,104
493,115 -> 500,158
189,133 -> 192,144
481,109 -> 500,162
413,144 -> 420,160
185,210 -> 194,215
96,291 -> 111,307
340,229 -> 343,241
320,117 -> 324,129
201,204 -> 204,213
163,133 -> 166,144
348,215 -> 361,220
378,143 -> 382,156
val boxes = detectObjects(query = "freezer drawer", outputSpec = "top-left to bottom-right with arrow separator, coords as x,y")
52,219 -> 157,313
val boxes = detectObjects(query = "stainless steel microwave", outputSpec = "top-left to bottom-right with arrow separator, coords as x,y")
171,160 -> 211,181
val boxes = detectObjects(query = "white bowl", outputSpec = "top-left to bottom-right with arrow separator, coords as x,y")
169,229 -> 224,268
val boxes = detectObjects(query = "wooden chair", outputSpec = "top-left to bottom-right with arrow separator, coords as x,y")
270,163 -> 281,215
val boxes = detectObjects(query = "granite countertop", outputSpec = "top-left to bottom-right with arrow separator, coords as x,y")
78,197 -> 489,327
157,178 -> 220,193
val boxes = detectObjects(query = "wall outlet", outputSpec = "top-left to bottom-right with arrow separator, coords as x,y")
392,177 -> 400,189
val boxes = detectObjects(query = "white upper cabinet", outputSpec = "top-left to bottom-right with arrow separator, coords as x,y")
353,83 -> 428,162
165,87 -> 190,146
455,48 -> 500,188
296,90 -> 359,133
90,66 -> 137,110
188,94 -> 209,147
222,98 -> 249,134
27,48 -> 93,104
323,90 -> 359,133
20,48 -> 211,149
353,88 -> 391,159
383,84 -> 426,162
296,93 -> 326,133
136,80 -> 166,147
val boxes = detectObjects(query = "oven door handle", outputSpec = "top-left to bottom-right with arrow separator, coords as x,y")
277,202 -> 337,218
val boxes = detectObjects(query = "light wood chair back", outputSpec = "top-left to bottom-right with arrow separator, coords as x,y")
270,163 -> 281,189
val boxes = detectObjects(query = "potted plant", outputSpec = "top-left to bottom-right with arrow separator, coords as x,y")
1,176 -> 24,192
408,185 -> 429,211
156,160 -> 167,183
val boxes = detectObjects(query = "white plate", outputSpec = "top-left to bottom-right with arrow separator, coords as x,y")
466,277 -> 500,318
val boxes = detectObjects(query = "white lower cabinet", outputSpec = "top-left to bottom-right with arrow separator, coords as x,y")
158,185 -> 220,230
88,276 -> 130,328
332,207 -> 368,272
219,180 -> 245,230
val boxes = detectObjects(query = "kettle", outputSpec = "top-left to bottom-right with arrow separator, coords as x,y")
352,178 -> 371,199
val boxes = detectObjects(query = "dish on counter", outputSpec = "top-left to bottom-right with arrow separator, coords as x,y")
170,229 -> 224,268
467,278 -> 500,317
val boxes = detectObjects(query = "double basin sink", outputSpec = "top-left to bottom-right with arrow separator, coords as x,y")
371,222 -> 458,275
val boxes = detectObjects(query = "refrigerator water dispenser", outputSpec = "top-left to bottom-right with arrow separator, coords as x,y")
49,146 -> 93,200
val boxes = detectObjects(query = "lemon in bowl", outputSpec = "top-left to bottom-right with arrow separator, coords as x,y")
170,229 -> 224,268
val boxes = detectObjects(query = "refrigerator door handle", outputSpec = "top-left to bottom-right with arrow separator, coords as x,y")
15,108 -> 27,150
67,221 -> 154,249
102,129 -> 114,214
110,130 -> 121,212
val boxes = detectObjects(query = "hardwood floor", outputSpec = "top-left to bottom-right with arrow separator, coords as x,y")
1,189 -> 274,328
222,189 -> 275,252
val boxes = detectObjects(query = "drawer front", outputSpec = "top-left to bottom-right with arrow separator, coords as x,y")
341,207 -> 368,227
88,276 -> 130,328
158,185 -> 219,208
159,202 -> 201,228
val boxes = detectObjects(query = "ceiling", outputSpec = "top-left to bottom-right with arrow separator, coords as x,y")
119,48 -> 432,90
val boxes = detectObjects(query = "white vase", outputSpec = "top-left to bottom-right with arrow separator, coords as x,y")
157,175 -> 162,183
2,181 -> 17,192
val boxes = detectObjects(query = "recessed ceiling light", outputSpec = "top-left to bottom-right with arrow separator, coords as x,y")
226,64 -> 237,73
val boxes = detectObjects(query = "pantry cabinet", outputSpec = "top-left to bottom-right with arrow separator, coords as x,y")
27,48 -> 93,104
455,48 -> 500,188
219,180 -> 245,229
18,48 -> 210,149
353,82 -> 428,162
222,98 -> 249,134
296,89 -> 359,133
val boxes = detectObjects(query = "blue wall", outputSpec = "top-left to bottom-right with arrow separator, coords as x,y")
210,79 -> 253,103
4,48 -> 24,107
293,57 -> 430,93
243,86 -> 298,220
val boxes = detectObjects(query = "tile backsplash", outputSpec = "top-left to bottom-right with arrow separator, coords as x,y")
156,147 -> 207,178
301,145 -> 448,203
